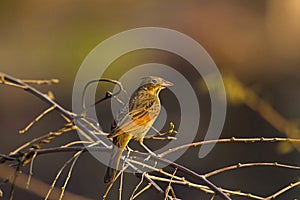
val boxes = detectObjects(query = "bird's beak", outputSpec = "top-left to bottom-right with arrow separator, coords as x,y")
161,80 -> 173,87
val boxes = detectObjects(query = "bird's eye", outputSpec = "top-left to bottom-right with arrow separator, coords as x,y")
152,79 -> 158,84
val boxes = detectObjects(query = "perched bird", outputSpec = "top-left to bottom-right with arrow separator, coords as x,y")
104,76 -> 173,184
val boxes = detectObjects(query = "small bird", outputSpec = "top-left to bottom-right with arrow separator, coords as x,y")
104,76 -> 173,184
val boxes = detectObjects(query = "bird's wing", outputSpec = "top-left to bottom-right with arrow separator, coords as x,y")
108,99 -> 159,139
110,103 -> 129,132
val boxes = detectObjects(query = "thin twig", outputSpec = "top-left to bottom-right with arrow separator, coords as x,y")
205,162 -> 300,178
59,152 -> 82,200
0,73 -> 73,119
147,175 -> 264,200
145,154 -> 231,199
145,122 -> 177,141
130,172 -> 146,200
10,125 -> 75,156
0,75 -> 28,89
26,152 -> 37,189
62,141 -> 93,148
164,168 -> 178,200
102,165 -> 128,200
131,183 -> 152,200
1,73 -> 170,198
160,137 -> 300,157
119,151 -> 130,200
19,105 -> 56,134
9,163 -> 21,200
44,153 -> 79,200
33,143 -> 299,200
81,78 -> 124,111
264,181 -> 300,199
21,79 -> 59,85
127,158 -> 183,181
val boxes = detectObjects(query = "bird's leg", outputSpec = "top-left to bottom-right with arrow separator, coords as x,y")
141,142 -> 156,155
138,139 -> 156,155
137,139 -> 156,162
125,145 -> 134,152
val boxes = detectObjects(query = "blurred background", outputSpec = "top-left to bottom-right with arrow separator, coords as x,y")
0,0 -> 300,199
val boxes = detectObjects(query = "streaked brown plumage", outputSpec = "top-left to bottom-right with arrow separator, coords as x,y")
104,76 -> 173,184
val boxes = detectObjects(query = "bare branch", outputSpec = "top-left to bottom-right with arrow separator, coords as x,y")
160,137 -> 300,157
264,181 -> 300,199
205,162 -> 300,178
19,105 -> 56,134
21,79 -> 59,85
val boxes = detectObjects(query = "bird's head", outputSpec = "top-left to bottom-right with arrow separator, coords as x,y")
139,76 -> 173,94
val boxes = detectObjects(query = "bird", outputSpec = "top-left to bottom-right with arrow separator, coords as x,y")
104,76 -> 173,184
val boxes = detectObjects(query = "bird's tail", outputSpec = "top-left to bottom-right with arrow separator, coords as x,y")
104,145 -> 123,184
104,134 -> 131,184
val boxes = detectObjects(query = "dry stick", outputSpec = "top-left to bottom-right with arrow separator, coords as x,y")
145,136 -> 177,141
14,136 -> 298,160
130,172 -> 146,200
205,162 -> 300,178
127,158 -> 265,199
141,154 -> 228,199
164,168 -> 178,200
0,154 -> 16,163
76,126 -> 96,142
44,153 -> 79,200
10,125 -> 75,156
0,74 -> 180,199
118,150 -> 131,200
81,78 -> 124,111
264,181 -> 300,200
102,180 -> 114,199
50,142 -> 100,200
21,79 -> 59,85
169,187 -> 177,200
160,137 -> 300,157
102,157 -> 173,200
128,159 -> 183,182
36,145 -> 229,199
2,72 -> 100,143
59,152 -> 82,200
102,166 -> 129,200
36,146 -> 164,199
7,74 -> 109,145
25,127 -> 76,166
19,105 -> 56,134
146,122 -> 177,141
1,73 -> 228,199
0,75 -> 28,89
26,152 -> 37,189
62,141 -> 93,148
210,194 -> 216,200
0,73 -> 74,120
143,173 -> 173,200
132,184 -> 152,200
9,163 -> 21,200
35,146 -> 277,200
34,144 -> 300,199
36,145 -> 231,200
148,175 -> 264,200
100,152 -> 166,198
